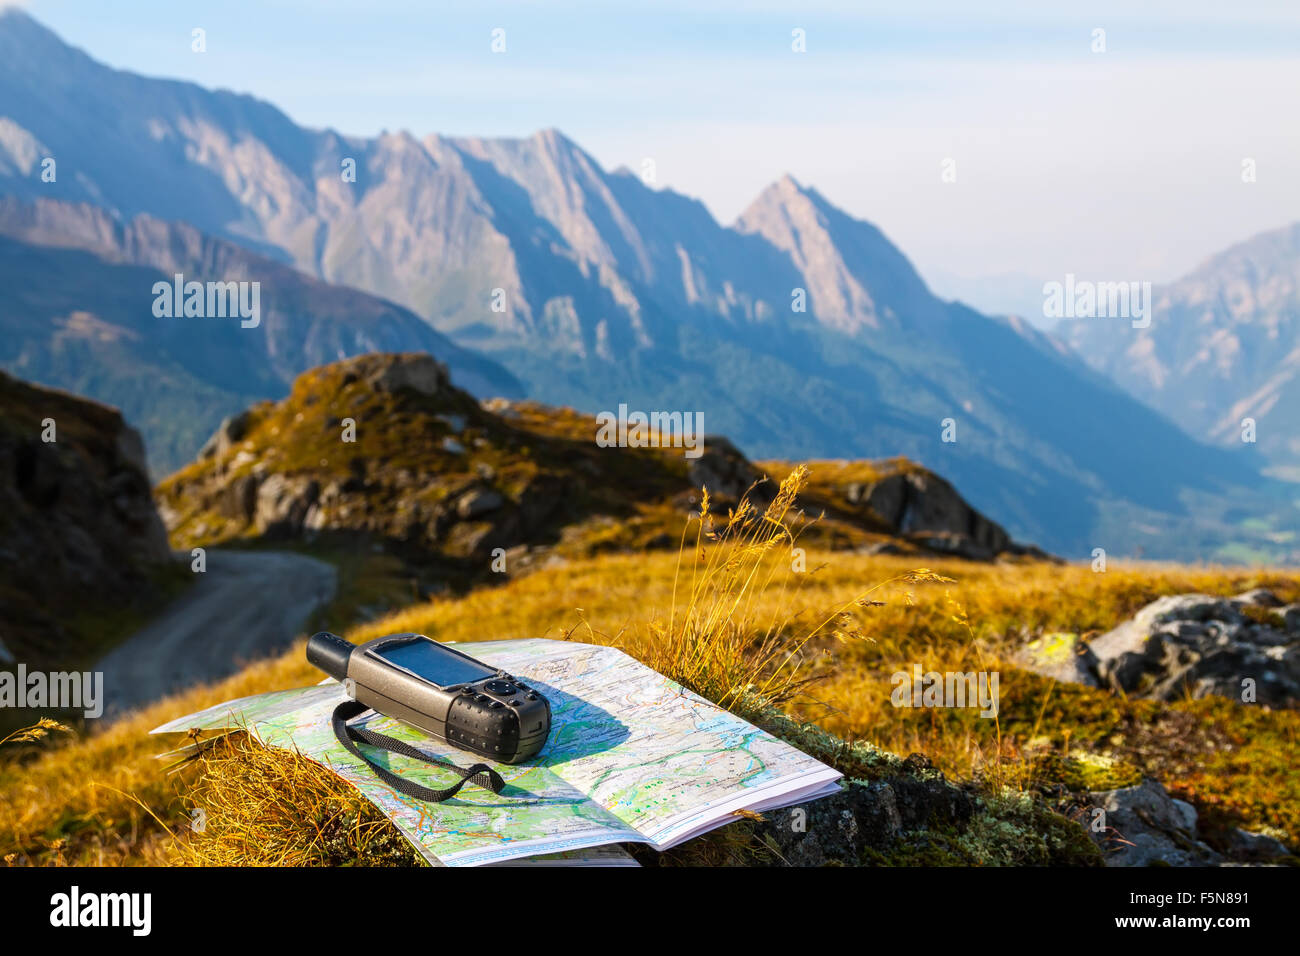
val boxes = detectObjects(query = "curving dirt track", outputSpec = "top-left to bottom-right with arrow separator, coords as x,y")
95,550 -> 337,719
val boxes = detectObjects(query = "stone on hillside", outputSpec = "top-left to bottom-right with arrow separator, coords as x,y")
857,541 -> 908,556
686,435 -> 761,502
516,473 -> 567,529
1083,778 -> 1222,867
366,353 -> 449,397
198,410 -> 252,460
0,371 -> 174,664
113,424 -> 150,476
1017,632 -> 1101,687
216,473 -> 259,522
904,530 -> 995,562
1226,828 -> 1291,862
1026,592 -> 1300,708
844,469 -> 1018,561
254,474 -> 320,534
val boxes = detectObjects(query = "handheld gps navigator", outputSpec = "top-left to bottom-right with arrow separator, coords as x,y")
307,631 -> 551,765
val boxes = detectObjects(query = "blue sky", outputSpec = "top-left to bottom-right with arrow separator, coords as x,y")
16,0 -> 1300,300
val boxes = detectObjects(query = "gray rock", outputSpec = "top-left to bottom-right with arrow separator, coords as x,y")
367,354 -> 449,397
845,469 -> 1020,561
0,371 -> 176,666
254,474 -> 320,534
1084,778 -> 1222,867
198,410 -> 252,460
1170,798 -> 1199,834
1234,588 -> 1284,608
113,424 -> 151,476
905,530 -> 995,562
216,473 -> 259,522
1017,631 -> 1101,687
752,771 -> 975,866
1075,593 -> 1300,707
686,435 -> 762,502
1227,828 -> 1291,862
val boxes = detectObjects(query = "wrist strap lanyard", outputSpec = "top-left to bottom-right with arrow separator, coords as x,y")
331,699 -> 506,802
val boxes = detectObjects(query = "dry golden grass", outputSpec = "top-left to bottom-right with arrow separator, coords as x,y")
564,465 -> 954,719
0,647 -> 324,866
170,732 -> 421,867
4,468 -> 1297,865
354,519 -> 1300,844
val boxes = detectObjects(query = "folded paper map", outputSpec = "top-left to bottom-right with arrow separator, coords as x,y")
153,638 -> 842,866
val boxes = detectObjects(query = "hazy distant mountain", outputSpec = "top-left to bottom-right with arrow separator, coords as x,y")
0,197 -> 522,473
0,9 -> 1287,559
1060,224 -> 1300,471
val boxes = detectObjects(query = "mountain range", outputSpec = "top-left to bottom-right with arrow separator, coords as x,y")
0,9 -> 1292,560
0,196 -> 521,473
1060,224 -> 1300,476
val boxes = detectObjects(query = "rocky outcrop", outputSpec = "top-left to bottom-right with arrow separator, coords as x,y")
753,776 -> 974,866
1076,775 -> 1293,866
197,411 -> 252,461
1082,778 -> 1222,866
1022,589 -> 1300,707
162,355 -> 1048,587
1225,827 -> 1292,863
835,467 -> 1045,561
687,436 -> 764,503
363,353 -> 449,398
159,355 -> 595,586
0,370 -> 173,664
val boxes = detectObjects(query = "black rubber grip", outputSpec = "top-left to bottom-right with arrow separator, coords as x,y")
306,631 -> 354,682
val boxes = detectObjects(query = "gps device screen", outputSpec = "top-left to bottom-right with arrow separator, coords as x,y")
371,638 -> 497,687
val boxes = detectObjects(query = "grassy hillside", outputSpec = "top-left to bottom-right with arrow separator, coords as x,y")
4,360 -> 1295,866
154,353 -> 1031,609
4,524 -> 1296,865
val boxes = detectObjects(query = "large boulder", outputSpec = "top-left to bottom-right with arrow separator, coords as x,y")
840,467 -> 1041,560
687,435 -> 763,502
364,353 -> 449,397
1084,592 -> 1300,707
1019,590 -> 1300,707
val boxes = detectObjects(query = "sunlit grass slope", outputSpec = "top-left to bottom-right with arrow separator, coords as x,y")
3,471 -> 1297,865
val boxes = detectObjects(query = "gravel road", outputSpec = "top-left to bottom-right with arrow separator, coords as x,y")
95,550 -> 337,719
